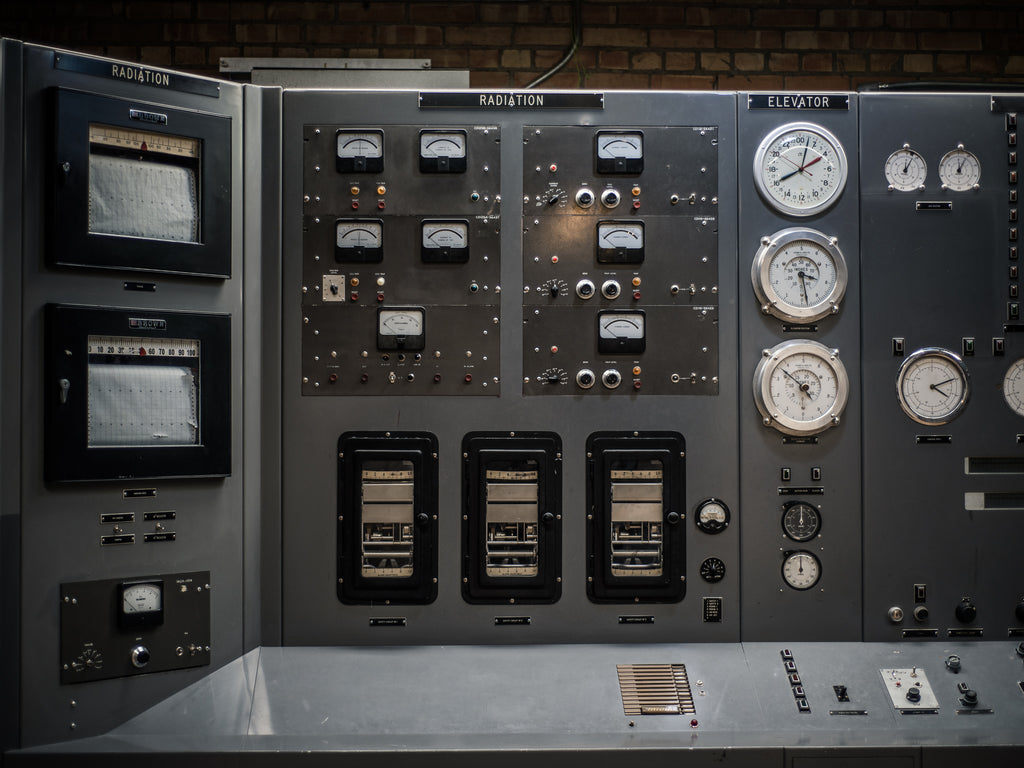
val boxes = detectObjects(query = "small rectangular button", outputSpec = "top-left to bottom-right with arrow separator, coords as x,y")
789,672 -> 802,685
781,467 -> 791,482
963,337 -> 976,355
1010,302 -> 1020,320
1008,113 -> 1018,130
1012,190 -> 1019,203
893,337 -> 905,356
994,337 -> 1006,355
1011,151 -> 1019,166
797,698 -> 811,713
1013,209 -> 1020,222
1011,246 -> 1019,260
810,466 -> 822,481
785,660 -> 798,673
1012,285 -> 1020,299
1012,133 -> 1019,147
781,648 -> 794,660
1011,265 -> 1019,279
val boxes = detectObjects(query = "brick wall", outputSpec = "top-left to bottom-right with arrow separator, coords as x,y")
2,1 -> 1023,89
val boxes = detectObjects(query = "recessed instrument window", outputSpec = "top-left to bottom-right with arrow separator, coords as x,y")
360,460 -> 416,578
610,460 -> 664,578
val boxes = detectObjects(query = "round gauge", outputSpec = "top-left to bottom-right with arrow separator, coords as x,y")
753,122 -> 848,217
938,145 -> 981,191
1002,358 -> 1024,416
884,145 -> 927,192
896,347 -> 970,425
782,551 -> 821,590
781,501 -> 821,542
695,498 -> 730,534
699,556 -> 726,583
420,131 -> 466,159
751,227 -> 848,324
336,220 -> 382,249
752,339 -> 850,436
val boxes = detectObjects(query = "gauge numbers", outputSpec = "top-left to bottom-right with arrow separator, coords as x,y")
336,130 -> 384,173
884,145 -> 927,192
753,340 -> 849,436
597,310 -> 646,354
782,551 -> 821,590
597,221 -> 644,264
335,219 -> 383,263
699,556 -> 726,583
781,501 -> 821,542
421,220 -> 469,263
695,498 -> 730,534
118,580 -> 164,628
1003,358 -> 1024,417
938,145 -> 981,191
595,131 -> 644,174
753,122 -> 848,217
896,347 -> 969,425
752,227 -> 847,324
419,130 -> 467,173
376,307 -> 425,351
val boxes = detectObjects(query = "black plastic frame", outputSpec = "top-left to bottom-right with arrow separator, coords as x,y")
51,88 -> 232,277
45,304 -> 231,483
586,431 -> 685,603
461,432 -> 562,604
337,432 -> 438,605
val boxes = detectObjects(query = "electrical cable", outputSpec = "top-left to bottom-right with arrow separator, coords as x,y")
525,0 -> 583,89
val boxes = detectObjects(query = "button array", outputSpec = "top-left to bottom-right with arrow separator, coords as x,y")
1009,113 -> 1019,322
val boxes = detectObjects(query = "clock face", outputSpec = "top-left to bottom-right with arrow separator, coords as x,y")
753,122 -> 848,216
896,348 -> 970,425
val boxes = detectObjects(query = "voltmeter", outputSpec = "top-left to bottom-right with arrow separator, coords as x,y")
595,131 -> 644,174
421,220 -> 469,263
335,219 -> 383,263
377,307 -> 426,351
598,310 -> 646,354
419,129 -> 467,173
336,129 -> 384,173
597,221 -> 645,264
118,580 -> 164,629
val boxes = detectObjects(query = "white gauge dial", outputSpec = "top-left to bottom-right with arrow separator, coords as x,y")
1003,358 -> 1024,417
378,309 -> 424,336
752,227 -> 847,324
422,221 -> 468,249
884,145 -> 927,191
121,582 -> 162,614
599,312 -> 645,339
753,339 -> 849,436
420,131 -> 466,159
753,122 -> 848,216
336,131 -> 383,160
597,132 -> 643,159
896,347 -> 970,425
938,146 -> 981,191
598,222 -> 644,250
782,551 -> 821,590
336,221 -> 382,249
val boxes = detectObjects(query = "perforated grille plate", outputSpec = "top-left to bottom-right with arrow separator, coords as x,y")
616,663 -> 696,716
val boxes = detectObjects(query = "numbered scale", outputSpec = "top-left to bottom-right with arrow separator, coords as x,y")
896,347 -> 970,425
751,227 -> 848,324
753,122 -> 848,217
752,340 -> 850,436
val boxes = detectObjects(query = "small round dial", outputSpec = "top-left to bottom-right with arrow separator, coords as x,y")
782,551 -> 821,590
753,340 -> 850,436
781,501 -> 821,542
753,122 -> 848,217
695,498 -> 730,534
938,145 -> 981,191
752,227 -> 847,324
884,145 -> 927,191
1002,358 -> 1024,417
896,347 -> 970,425
699,556 -> 726,583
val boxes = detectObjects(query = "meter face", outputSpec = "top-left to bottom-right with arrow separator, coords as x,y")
598,311 -> 646,354
336,130 -> 384,172
419,130 -> 468,173
597,221 -> 645,263
377,308 -> 426,351
335,220 -> 383,263
595,131 -> 644,173
421,220 -> 470,263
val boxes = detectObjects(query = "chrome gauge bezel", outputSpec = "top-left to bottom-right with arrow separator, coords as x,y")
781,501 -> 821,542
751,227 -> 848,324
895,347 -> 970,426
752,122 -> 848,217
884,145 -> 927,192
1002,358 -> 1024,417
752,339 -> 850,436
937,146 -> 981,191
781,550 -> 821,590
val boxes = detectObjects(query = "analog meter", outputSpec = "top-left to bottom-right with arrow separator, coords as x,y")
595,131 -> 644,174
694,498 -> 730,534
335,219 -> 383,263
753,339 -> 849,436
782,551 -> 821,590
938,145 -> 981,191
377,307 -> 426,351
597,221 -> 645,264
118,580 -> 164,629
597,311 -> 646,354
781,501 -> 821,542
336,130 -> 384,173
751,227 -> 847,324
884,145 -> 927,191
1002,358 -> 1024,417
896,347 -> 970,425
419,130 -> 467,173
421,220 -> 469,263
753,122 -> 848,216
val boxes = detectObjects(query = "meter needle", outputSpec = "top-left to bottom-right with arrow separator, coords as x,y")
930,377 -> 956,397
782,368 -> 813,399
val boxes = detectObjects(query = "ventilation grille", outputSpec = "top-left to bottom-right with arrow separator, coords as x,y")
616,663 -> 696,716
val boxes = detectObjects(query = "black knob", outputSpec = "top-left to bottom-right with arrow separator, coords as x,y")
906,687 -> 921,703
666,511 -> 680,525
549,284 -> 560,297
416,512 -> 429,527
961,689 -> 978,706
542,512 -> 554,524
955,599 -> 977,624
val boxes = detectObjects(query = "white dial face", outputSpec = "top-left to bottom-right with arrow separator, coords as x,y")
599,312 -> 645,340
752,228 -> 847,324
753,340 -> 849,436
754,123 -> 848,216
598,222 -> 644,250
422,221 -> 468,249
122,583 -> 162,614
336,221 -> 382,249
420,131 -> 466,159
336,131 -> 383,159
596,132 -> 643,159
938,147 -> 981,191
782,551 -> 821,590
884,147 -> 927,191
378,309 -> 424,337
897,348 -> 969,425
1003,358 -> 1024,417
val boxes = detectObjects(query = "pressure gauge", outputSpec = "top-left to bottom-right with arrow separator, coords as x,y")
1002,358 -> 1024,417
419,129 -> 467,173
751,227 -> 847,324
695,498 -> 730,534
781,501 -> 821,542
336,130 -> 384,173
938,145 -> 981,191
595,131 -> 644,174
118,580 -> 164,629
781,551 -> 821,590
753,122 -> 848,216
335,219 -> 383,263
699,556 -> 726,583
884,145 -> 927,192
597,221 -> 645,264
896,347 -> 970,425
377,307 -> 426,351
753,340 -> 849,436
421,220 -> 469,263
597,310 -> 646,354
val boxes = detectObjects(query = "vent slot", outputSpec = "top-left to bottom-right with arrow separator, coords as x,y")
964,491 -> 1024,510
616,663 -> 695,716
965,456 -> 1024,475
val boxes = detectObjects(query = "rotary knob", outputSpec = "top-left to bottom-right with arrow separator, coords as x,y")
955,598 -> 977,624
130,645 -> 151,669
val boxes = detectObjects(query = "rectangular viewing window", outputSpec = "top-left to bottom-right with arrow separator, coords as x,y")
610,461 -> 664,578
360,460 -> 416,578
485,465 -> 540,578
